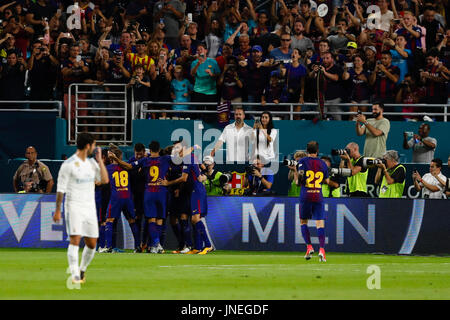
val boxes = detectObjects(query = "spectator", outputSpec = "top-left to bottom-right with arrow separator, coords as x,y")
0,33 -> 19,64
0,50 -> 26,102
413,158 -> 447,199
421,49 -> 449,105
25,0 -> 56,36
153,0 -> 185,49
310,51 -> 343,120
215,43 -> 233,71
251,111 -> 277,162
375,0 -> 394,33
27,41 -> 58,103
170,65 -> 193,116
109,31 -> 136,56
151,48 -> 173,118
364,45 -> 377,72
126,39 -> 155,75
385,34 -> 411,83
403,123 -> 437,163
375,150 -> 406,198
210,106 -> 253,163
342,54 -> 371,117
321,156 -> 341,198
176,34 -> 195,58
369,50 -> 400,104
13,146 -> 54,193
394,11 -> 422,53
419,5 -> 445,51
233,33 -> 252,61
261,71 -> 286,107
269,32 -> 293,61
191,43 -> 221,106
291,20 -> 313,54
339,142 -> 369,197
243,156 -> 274,195
395,73 -> 426,121
327,17 -> 355,52
241,45 -> 271,108
218,55 -> 244,107
127,64 -> 151,119
356,102 -> 390,158
205,19 -> 223,58
284,48 -> 307,118
287,150 -> 307,197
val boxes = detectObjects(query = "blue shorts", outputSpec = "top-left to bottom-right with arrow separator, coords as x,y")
96,200 -> 103,223
190,190 -> 207,217
299,200 -> 325,221
107,197 -> 136,220
144,190 -> 168,219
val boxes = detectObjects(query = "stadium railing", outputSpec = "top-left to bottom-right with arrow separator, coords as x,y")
140,101 -> 449,121
67,83 -> 132,145
0,100 -> 62,118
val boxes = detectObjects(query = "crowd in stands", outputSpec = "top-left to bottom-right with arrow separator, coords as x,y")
0,0 -> 449,121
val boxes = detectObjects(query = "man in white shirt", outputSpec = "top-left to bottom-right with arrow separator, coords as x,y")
413,158 -> 446,199
210,106 -> 253,163
376,0 -> 394,32
53,133 -> 109,284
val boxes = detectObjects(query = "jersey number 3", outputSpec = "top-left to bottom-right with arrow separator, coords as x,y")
305,170 -> 323,188
112,171 -> 128,187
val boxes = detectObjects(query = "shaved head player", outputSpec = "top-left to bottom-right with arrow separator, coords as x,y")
53,133 -> 109,284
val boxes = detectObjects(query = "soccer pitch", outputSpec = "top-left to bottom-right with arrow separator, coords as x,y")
0,248 -> 449,300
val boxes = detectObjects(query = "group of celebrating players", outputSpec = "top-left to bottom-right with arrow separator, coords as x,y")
95,139 -> 212,255
54,132 -> 328,284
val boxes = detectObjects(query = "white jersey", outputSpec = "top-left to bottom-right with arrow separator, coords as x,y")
57,154 -> 100,206
57,153 -> 101,237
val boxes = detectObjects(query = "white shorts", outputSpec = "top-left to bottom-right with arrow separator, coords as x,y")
65,202 -> 99,238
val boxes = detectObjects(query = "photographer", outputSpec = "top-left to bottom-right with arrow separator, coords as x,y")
13,146 -> 54,193
412,158 -> 447,199
339,143 -> 368,197
321,156 -> 341,198
243,157 -> 274,196
200,156 -> 227,196
375,150 -> 406,198
287,150 -> 307,197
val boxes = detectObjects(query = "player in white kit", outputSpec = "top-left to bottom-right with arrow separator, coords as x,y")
53,133 -> 109,284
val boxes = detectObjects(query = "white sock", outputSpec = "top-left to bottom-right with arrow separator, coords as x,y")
80,246 -> 96,272
67,244 -> 80,280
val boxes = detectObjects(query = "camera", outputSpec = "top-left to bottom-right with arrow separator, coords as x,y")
283,159 -> 298,167
361,157 -> 387,168
331,148 -> 351,156
329,167 -> 352,177
245,164 -> 259,176
219,172 -> 233,185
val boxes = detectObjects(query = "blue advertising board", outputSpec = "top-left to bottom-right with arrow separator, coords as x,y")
0,194 -> 448,254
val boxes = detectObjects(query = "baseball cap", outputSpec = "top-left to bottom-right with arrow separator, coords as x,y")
364,46 -> 376,53
347,41 -> 358,49
203,156 -> 214,165
252,45 -> 263,52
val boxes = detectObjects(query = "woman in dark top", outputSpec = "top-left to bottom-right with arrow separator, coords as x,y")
343,55 -> 371,119
284,48 -> 307,119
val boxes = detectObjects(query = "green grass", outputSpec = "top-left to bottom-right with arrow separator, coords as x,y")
0,248 -> 449,300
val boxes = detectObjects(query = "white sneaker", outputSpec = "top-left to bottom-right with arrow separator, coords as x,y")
180,246 -> 191,254
150,246 -> 158,254
156,243 -> 164,254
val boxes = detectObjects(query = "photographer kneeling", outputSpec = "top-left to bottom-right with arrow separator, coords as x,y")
337,142 -> 368,197
201,156 -> 229,196
374,150 -> 406,198
243,157 -> 274,196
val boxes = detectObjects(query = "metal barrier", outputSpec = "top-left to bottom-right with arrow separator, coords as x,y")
68,83 -> 132,145
0,100 -> 62,117
140,101 -> 449,121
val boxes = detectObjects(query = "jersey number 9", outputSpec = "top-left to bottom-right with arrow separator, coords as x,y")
149,166 -> 159,182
